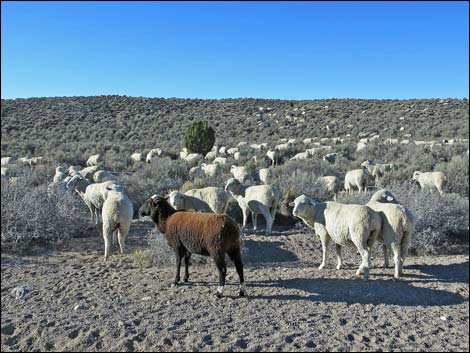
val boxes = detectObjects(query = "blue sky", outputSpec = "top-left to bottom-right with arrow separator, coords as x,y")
1,1 -> 468,99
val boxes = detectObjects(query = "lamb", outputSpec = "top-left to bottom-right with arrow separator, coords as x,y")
290,195 -> 382,280
130,152 -> 144,162
412,171 -> 447,195
317,176 -> 341,200
266,149 -> 281,166
139,195 -> 245,298
225,178 -> 281,236
256,168 -> 274,185
367,189 -> 415,278
167,190 -> 213,213
185,187 -> 230,214
93,170 -> 118,183
86,154 -> 102,167
101,186 -> 133,260
230,165 -> 255,185
146,148 -> 163,163
53,166 -> 67,183
344,168 -> 370,194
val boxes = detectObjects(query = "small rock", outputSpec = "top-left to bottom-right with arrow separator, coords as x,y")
73,304 -> 85,311
1,324 -> 15,336
440,316 -> 447,321
141,296 -> 151,301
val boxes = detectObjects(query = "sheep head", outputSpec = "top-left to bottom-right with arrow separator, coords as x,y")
290,195 -> 318,221
412,171 -> 421,180
225,178 -> 245,197
369,189 -> 399,204
167,190 -> 185,210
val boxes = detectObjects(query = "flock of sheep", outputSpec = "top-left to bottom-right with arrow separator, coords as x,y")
3,133 -> 461,299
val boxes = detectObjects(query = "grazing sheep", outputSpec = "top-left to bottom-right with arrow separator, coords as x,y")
1,157 -> 14,167
213,157 -> 228,165
227,147 -> 239,156
201,163 -> 221,178
306,146 -> 332,156
412,171 -> 447,194
367,189 -> 415,278
317,176 -> 341,200
230,165 -> 255,185
184,153 -> 204,165
356,141 -> 368,151
344,168 -> 370,194
93,170 -> 117,183
101,186 -> 133,260
146,148 -> 163,163
167,190 -> 213,213
28,157 -> 44,168
53,166 -> 67,183
290,152 -> 311,161
179,148 -> 189,160
225,178 -> 281,236
322,153 -> 338,163
218,146 -> 228,156
139,196 -> 246,297
67,175 -> 123,224
68,165 -> 80,176
86,154 -> 102,167
130,152 -> 144,162
79,165 -> 104,182
266,149 -> 281,166
205,150 -> 217,161
290,195 -> 381,280
275,142 -> 293,152
256,168 -> 274,185
361,160 -> 395,184
189,166 -> 205,179
185,187 -> 230,214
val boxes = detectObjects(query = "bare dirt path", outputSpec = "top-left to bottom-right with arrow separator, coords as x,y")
1,220 -> 469,351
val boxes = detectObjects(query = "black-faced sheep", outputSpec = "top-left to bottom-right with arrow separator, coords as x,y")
139,195 -> 246,298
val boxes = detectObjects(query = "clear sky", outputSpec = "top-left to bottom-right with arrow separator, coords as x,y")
1,1 -> 469,99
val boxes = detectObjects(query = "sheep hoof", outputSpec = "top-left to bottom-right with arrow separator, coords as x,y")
183,278 -> 189,283
318,264 -> 325,270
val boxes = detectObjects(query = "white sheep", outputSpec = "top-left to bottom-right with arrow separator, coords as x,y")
1,157 -> 14,167
412,171 -> 446,195
201,163 -> 221,178
79,165 -> 104,182
225,178 -> 281,236
146,148 -> 163,163
344,168 -> 370,194
367,189 -> 415,278
227,147 -> 239,156
218,146 -> 228,156
266,149 -> 281,166
205,150 -> 217,161
290,152 -> 311,161
257,168 -> 274,185
213,157 -> 228,165
130,152 -> 143,162
86,154 -> 102,167
184,153 -> 203,165
68,165 -> 80,176
230,165 -> 255,185
53,166 -> 67,183
185,187 -> 230,214
317,176 -> 341,200
101,187 -> 133,260
290,195 -> 382,280
179,148 -> 189,160
93,170 -> 117,183
361,160 -> 395,184
189,166 -> 205,179
167,190 -> 213,213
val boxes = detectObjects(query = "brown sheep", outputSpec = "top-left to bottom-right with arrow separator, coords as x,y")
139,195 -> 246,298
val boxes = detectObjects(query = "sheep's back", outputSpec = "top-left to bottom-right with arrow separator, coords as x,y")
165,212 -> 240,255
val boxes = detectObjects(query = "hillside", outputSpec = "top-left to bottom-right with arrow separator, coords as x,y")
1,96 -> 468,158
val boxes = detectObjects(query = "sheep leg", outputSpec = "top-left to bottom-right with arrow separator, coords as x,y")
391,242 -> 401,279
335,244 -> 343,270
102,223 -> 112,261
117,223 -> 129,254
252,213 -> 258,231
214,255 -> 227,298
183,252 -> 191,282
173,247 -> 185,285
383,244 -> 390,267
399,231 -> 412,275
262,211 -> 273,236
94,208 -> 100,225
355,246 -> 370,281
318,233 -> 330,269
228,248 -> 246,297
242,208 -> 250,229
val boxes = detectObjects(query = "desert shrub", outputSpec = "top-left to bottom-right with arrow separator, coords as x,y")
1,171 -> 91,252
183,120 -> 215,156
434,154 -> 469,196
131,248 -> 153,271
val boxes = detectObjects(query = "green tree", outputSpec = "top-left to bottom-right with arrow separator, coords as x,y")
183,120 -> 215,156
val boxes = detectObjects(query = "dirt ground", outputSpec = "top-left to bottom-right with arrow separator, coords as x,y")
1,220 -> 469,352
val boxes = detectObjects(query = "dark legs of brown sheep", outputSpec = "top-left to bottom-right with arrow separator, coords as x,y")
183,253 -> 191,282
228,248 -> 246,297
174,247 -> 191,285
214,255 -> 227,298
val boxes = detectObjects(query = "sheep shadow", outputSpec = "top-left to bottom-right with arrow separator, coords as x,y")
248,277 -> 465,306
241,239 -> 298,265
406,261 -> 469,284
